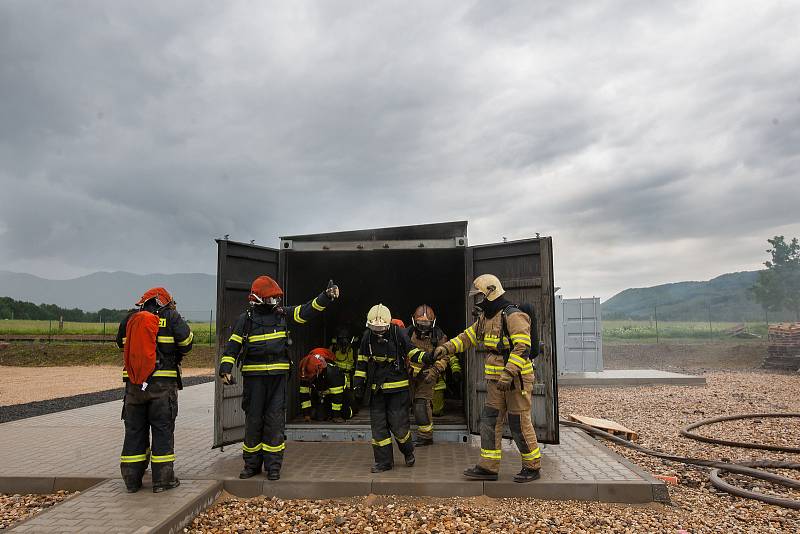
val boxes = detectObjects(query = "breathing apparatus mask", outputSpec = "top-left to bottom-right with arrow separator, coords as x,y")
250,293 -> 282,313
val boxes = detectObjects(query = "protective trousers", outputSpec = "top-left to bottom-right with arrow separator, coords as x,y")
120,381 -> 178,488
478,379 -> 541,473
370,389 -> 414,467
410,376 -> 434,440
242,374 -> 287,473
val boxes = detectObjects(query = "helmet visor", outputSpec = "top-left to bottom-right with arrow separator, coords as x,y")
368,324 -> 389,336
415,319 -> 433,332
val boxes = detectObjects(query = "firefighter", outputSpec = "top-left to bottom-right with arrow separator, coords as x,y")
218,276 -> 339,480
298,348 -> 352,422
406,304 -> 450,446
434,274 -> 541,483
330,328 -> 355,385
353,304 -> 431,472
117,287 -> 193,493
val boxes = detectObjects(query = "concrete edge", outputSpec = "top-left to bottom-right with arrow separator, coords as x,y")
571,428 -> 671,503
152,480 -> 223,534
0,476 -> 106,495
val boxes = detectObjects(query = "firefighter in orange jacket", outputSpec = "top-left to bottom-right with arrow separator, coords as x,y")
219,276 -> 339,480
434,274 -> 541,483
117,287 -> 193,493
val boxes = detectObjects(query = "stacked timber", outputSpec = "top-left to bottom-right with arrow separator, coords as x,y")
765,323 -> 800,371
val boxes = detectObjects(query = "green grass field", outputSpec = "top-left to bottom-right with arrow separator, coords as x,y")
0,319 -> 216,344
602,320 -> 768,342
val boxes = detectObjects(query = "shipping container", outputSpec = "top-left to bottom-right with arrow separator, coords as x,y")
556,296 -> 603,373
213,221 -> 559,447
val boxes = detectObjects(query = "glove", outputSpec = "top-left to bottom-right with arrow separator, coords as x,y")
330,417 -> 344,424
423,367 -> 439,384
303,415 -> 311,423
496,370 -> 514,392
220,373 -> 235,386
434,346 -> 448,359
452,371 -> 462,385
325,280 -> 340,300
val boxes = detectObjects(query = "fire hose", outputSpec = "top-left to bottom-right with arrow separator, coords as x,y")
560,413 -> 800,510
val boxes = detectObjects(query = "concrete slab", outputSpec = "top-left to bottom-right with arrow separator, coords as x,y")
0,382 -> 669,532
559,369 -> 706,386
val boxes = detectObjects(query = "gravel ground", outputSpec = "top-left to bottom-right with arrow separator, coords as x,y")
0,365 -> 213,406
189,370 -> 799,533
0,371 -> 214,423
0,492 -> 73,530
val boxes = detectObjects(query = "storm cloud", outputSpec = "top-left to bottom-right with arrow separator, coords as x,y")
1,0 -> 798,298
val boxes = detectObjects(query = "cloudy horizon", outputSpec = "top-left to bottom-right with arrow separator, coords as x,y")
1,1 -> 798,300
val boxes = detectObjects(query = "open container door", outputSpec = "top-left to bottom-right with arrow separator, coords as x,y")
466,237 -> 559,444
214,239 -> 281,448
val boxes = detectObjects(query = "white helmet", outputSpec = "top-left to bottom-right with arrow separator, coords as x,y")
366,303 -> 392,335
468,274 -> 505,303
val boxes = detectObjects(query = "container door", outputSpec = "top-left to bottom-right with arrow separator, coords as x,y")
213,239 -> 280,448
466,238 -> 559,443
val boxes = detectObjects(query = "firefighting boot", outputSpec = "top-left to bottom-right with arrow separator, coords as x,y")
370,463 -> 393,473
513,467 -> 541,483
413,436 -> 433,447
239,466 -> 262,479
267,470 -> 281,481
153,478 -> 180,493
123,478 -> 142,494
463,465 -> 498,481
404,451 -> 416,467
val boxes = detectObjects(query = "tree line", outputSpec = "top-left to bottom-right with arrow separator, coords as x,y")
752,236 -> 800,322
0,297 -> 130,322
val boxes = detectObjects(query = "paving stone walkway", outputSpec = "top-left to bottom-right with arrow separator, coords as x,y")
1,383 -> 668,532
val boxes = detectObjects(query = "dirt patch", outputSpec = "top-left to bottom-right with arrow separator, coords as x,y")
0,366 -> 213,406
604,341 -> 767,372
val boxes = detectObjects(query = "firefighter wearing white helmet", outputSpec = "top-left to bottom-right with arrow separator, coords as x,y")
354,304 -> 432,472
434,274 -> 541,483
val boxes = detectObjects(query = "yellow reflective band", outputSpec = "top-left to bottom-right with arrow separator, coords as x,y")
381,380 -> 409,389
450,355 -> 462,372
521,448 -> 542,460
152,370 -> 178,378
159,318 -> 167,328
312,298 -> 326,312
262,442 -> 286,453
465,326 -> 477,345
122,337 -> 127,345
241,363 -> 291,372
511,333 -> 531,343
301,400 -> 312,409
484,364 -> 504,375
357,354 -> 369,362
331,403 -> 342,410
294,306 -> 307,324
177,332 -> 194,346
480,448 -> 502,459
220,356 -> 236,365
120,453 -> 148,463
397,431 -> 411,444
520,364 -> 534,375
371,437 -> 392,447
434,381 -> 446,390
242,442 -> 262,453
354,370 -> 367,378
451,337 -> 464,352
151,454 -> 176,463
299,386 -> 311,393
418,423 -> 433,432
122,370 -> 129,377
248,331 -> 288,342
508,354 -> 528,368
229,333 -> 243,343
157,336 -> 175,344
327,386 -> 345,394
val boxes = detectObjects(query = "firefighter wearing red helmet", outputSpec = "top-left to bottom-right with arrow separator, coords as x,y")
116,287 -> 193,493
219,275 -> 339,481
298,348 -> 352,423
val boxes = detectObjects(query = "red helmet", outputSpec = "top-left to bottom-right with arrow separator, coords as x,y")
136,287 -> 173,307
249,275 -> 283,304
308,347 -> 336,362
299,351 -> 331,382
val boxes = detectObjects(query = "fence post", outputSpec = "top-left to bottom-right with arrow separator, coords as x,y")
209,310 -> 213,347
708,305 -> 713,341
49,319 -> 52,344
654,305 -> 659,344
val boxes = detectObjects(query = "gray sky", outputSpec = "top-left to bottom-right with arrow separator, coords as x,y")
1,1 -> 798,300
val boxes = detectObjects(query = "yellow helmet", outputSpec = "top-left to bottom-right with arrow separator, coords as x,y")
366,303 -> 392,333
469,274 -> 505,302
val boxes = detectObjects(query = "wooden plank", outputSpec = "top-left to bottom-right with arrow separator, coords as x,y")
568,414 -> 639,441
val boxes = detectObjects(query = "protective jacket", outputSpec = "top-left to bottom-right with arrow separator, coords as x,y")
331,345 -> 355,373
354,325 -> 423,394
117,307 -> 194,384
219,292 -> 333,376
299,365 -> 351,419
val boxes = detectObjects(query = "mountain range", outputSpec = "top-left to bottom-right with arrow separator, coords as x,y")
601,270 -> 792,322
0,271 -> 215,321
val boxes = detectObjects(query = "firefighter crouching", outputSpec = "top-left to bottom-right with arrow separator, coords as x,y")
434,274 -> 541,483
354,304 -> 429,472
406,304 -> 450,446
218,276 -> 339,480
117,287 -> 193,493
298,348 -> 353,422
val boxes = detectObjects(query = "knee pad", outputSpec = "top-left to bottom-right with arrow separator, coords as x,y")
507,413 -> 522,435
481,405 -> 500,421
